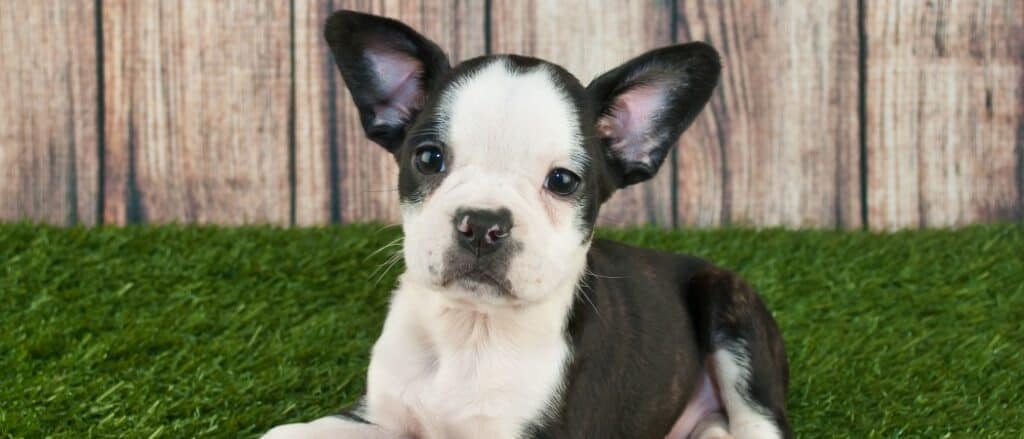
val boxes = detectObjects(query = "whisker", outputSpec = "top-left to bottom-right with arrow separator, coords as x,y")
365,237 -> 404,261
584,267 -> 626,280
370,251 -> 403,279
576,283 -> 601,319
373,255 -> 404,285
373,222 -> 402,233
372,249 -> 403,270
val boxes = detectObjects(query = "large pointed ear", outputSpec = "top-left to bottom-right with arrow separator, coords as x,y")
324,10 -> 451,155
587,43 -> 720,188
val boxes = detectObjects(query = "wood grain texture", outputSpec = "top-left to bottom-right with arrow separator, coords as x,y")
676,0 -> 862,228
102,0 -> 292,224
5,0 -> 1020,230
865,0 -> 1024,229
294,0 -> 486,225
0,1 -> 99,225
490,0 -> 675,226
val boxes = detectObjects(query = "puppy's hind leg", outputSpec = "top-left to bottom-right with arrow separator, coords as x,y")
686,268 -> 792,439
691,413 -> 732,439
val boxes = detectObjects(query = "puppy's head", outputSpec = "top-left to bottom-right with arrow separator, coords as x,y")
326,11 -> 719,307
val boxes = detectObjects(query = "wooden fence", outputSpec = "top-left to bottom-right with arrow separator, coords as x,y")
1,0 -> 1021,229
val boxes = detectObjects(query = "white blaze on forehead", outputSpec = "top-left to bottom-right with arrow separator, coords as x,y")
440,59 -> 583,174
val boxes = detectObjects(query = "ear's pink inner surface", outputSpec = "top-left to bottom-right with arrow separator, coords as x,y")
596,83 -> 665,163
366,47 -> 425,126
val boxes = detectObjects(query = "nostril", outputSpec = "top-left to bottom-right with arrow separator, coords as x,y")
457,215 -> 473,238
486,226 -> 508,243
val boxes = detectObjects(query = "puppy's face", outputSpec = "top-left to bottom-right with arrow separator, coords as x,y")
326,11 -> 719,306
398,58 -> 596,306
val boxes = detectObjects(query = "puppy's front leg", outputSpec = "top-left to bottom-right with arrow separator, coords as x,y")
261,415 -> 407,439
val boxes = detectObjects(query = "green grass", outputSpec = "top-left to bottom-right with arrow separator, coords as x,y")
1,223 -> 1022,438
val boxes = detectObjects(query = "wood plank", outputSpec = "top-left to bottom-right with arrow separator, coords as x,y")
293,0 -> 336,226
490,0 -> 675,227
865,0 -> 1024,229
103,0 -> 292,224
294,0 -> 487,225
0,1 -> 99,225
676,0 -> 862,228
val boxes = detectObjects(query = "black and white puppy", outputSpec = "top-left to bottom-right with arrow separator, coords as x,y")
265,10 -> 790,439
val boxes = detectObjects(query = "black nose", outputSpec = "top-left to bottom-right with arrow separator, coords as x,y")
454,208 -> 513,256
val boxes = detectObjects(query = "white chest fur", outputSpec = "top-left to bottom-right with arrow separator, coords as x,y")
363,277 -> 575,439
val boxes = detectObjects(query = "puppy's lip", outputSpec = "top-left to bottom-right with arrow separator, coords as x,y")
440,266 -> 514,296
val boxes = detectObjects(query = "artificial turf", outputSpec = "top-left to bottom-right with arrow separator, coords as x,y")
0,223 -> 1021,438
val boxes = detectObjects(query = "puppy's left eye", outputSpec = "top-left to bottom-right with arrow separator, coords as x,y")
544,168 -> 581,196
414,144 -> 446,175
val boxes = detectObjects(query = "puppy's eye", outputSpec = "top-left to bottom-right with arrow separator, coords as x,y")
414,145 -> 445,174
544,168 -> 581,196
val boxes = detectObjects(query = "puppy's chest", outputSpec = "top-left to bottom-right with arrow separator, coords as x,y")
368,296 -> 571,436
412,339 -> 565,417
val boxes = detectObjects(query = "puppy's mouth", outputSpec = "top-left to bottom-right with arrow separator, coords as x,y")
440,266 -> 514,297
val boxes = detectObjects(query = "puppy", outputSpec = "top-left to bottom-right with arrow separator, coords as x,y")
264,10 -> 790,439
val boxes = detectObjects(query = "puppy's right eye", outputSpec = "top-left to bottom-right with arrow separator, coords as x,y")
414,145 -> 446,174
544,168 -> 581,196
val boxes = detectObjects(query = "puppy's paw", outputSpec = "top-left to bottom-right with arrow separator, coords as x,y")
261,417 -> 398,439
261,418 -> 351,439
261,423 -> 315,439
